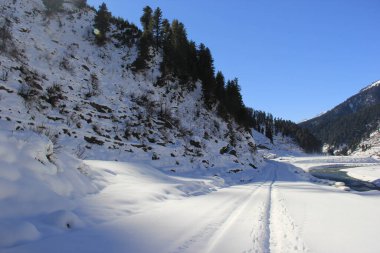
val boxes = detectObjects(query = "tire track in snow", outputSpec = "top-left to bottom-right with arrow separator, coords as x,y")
243,165 -> 276,253
203,183 -> 267,253
269,165 -> 308,253
170,181 -> 268,253
263,176 -> 275,253
243,183 -> 271,253
202,169 -> 276,253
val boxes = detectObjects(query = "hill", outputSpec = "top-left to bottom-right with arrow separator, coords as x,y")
300,80 -> 380,155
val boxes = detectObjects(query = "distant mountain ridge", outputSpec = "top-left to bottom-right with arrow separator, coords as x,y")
300,80 -> 380,155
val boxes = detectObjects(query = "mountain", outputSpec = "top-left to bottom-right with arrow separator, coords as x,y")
300,80 -> 380,155
0,0 -> 321,192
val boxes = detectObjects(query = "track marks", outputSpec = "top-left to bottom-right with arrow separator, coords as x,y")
269,186 -> 308,253
171,164 -> 309,253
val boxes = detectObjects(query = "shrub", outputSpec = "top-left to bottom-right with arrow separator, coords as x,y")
73,0 -> 87,9
0,70 -> 8,81
42,0 -> 64,14
46,83 -> 63,107
59,57 -> 74,73
18,83 -> 40,108
0,19 -> 15,56
85,73 -> 101,97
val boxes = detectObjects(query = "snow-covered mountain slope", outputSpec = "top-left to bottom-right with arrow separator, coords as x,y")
0,0 -> 269,179
351,129 -> 380,158
300,79 -> 380,154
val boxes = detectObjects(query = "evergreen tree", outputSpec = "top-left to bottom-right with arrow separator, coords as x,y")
73,0 -> 87,9
140,6 -> 153,39
215,71 -> 226,102
152,7 -> 163,51
159,19 -> 196,87
170,20 -> 190,81
159,18 -> 173,78
197,43 -> 216,108
186,41 -> 198,83
111,17 -> 141,48
132,6 -> 154,71
94,3 -> 111,46
225,79 -> 245,122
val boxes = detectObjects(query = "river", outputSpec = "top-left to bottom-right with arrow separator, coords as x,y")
310,167 -> 380,191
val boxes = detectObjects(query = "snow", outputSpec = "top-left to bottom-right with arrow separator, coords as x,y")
1,155 -> 380,253
0,221 -> 40,248
352,130 -> 380,158
342,166 -> 380,186
1,0 -> 380,252
0,126 -> 97,247
360,80 -> 380,92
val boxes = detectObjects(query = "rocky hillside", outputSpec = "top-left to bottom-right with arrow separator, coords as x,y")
300,80 -> 380,155
0,0 -> 279,183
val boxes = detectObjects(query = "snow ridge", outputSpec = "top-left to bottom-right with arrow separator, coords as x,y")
360,80 -> 380,92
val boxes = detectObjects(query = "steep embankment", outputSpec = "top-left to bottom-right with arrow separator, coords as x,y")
0,0 -> 261,178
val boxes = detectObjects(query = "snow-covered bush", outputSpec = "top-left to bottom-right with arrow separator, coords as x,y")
18,83 -> 41,109
29,125 -> 61,163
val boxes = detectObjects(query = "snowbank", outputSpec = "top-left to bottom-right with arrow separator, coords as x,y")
0,128 -> 97,247
342,166 -> 380,186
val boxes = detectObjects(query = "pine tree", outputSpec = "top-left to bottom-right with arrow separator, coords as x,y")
160,18 -> 173,78
94,3 -> 111,46
265,121 -> 274,143
225,79 -> 243,115
186,41 -> 198,83
160,19 -> 195,85
215,71 -> 226,102
140,6 -> 153,39
132,6 -> 154,71
152,7 -> 163,51
197,43 -> 216,108
73,0 -> 87,9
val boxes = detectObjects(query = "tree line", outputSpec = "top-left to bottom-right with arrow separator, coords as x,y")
92,3 -> 322,153
304,104 -> 380,153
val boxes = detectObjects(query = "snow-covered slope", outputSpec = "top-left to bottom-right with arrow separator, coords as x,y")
0,0 -> 266,178
0,0 -> 332,250
0,0 -> 304,247
351,129 -> 380,158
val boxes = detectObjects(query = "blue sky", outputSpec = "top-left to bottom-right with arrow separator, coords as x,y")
88,0 -> 380,122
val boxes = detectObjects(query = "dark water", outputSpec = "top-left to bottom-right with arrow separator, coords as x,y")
310,168 -> 380,192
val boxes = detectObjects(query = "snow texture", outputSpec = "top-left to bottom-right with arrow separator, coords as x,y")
1,0 -> 380,252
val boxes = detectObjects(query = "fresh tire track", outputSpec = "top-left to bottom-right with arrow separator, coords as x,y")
269,165 -> 308,253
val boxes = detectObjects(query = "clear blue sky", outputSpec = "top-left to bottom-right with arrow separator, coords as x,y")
88,0 -> 380,122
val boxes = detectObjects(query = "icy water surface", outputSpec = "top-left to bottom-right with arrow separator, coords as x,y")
310,167 -> 380,191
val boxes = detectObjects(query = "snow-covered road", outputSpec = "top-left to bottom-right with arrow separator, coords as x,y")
4,159 -> 380,253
